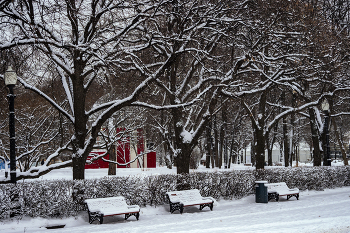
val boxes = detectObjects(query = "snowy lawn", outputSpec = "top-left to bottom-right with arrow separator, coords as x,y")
1,165 -> 350,233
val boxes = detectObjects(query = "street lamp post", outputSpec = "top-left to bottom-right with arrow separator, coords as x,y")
4,66 -> 17,183
322,99 -> 331,166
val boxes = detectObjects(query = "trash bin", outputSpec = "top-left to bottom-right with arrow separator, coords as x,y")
255,181 -> 268,203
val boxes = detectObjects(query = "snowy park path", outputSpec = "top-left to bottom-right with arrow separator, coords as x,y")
2,186 -> 350,233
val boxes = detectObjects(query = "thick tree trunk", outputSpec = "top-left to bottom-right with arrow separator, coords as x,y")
72,156 -> 86,180
255,91 -> 267,169
309,107 -> 321,166
176,145 -> 191,174
255,127 -> 265,169
108,146 -> 116,175
255,48 -> 269,170
175,144 -> 192,190
172,103 -> 195,174
72,62 -> 89,180
72,130 -> 90,180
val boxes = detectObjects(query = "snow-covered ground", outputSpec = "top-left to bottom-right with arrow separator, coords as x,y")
1,165 -> 350,233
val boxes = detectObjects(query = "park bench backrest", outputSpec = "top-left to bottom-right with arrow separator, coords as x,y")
266,182 -> 299,195
266,182 -> 287,189
167,189 -> 204,203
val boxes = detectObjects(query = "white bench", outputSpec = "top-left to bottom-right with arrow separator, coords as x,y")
265,182 -> 299,201
166,189 -> 214,214
85,196 -> 140,224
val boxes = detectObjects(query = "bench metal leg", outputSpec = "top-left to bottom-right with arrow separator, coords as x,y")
170,202 -> 183,214
287,194 -> 299,200
88,211 -> 103,224
268,192 -> 279,201
199,202 -> 214,211
125,212 -> 140,220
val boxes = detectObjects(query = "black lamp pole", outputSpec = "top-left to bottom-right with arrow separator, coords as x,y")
8,85 -> 16,183
4,66 -> 17,183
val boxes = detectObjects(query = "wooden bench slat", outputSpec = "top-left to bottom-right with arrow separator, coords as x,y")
264,182 -> 299,201
85,196 -> 140,224
166,189 -> 214,214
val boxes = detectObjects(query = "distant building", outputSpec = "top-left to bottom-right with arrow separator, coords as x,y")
241,142 -> 312,165
85,128 -> 156,169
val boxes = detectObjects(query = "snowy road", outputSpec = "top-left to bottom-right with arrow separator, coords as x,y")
2,187 -> 350,233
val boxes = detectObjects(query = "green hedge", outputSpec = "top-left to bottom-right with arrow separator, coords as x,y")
0,166 -> 349,219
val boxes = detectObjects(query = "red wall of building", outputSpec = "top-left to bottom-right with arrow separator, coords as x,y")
85,128 -> 156,169
147,152 -> 156,168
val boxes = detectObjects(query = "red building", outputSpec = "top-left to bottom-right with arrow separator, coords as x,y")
85,128 -> 156,169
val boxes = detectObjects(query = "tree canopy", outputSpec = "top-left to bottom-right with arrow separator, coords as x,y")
0,0 -> 350,182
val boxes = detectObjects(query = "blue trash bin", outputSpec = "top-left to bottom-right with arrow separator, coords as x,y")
255,181 -> 268,203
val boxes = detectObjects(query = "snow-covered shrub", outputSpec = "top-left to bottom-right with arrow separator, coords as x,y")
0,166 -> 349,220
254,166 -> 350,191
0,180 -> 76,219
180,171 -> 256,200
0,184 -> 17,219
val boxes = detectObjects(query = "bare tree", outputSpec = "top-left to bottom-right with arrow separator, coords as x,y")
0,0 -> 189,181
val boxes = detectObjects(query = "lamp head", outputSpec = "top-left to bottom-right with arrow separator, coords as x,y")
4,66 -> 17,86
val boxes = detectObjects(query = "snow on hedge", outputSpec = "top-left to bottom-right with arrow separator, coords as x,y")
0,166 -> 349,220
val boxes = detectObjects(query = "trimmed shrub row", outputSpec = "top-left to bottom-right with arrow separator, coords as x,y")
0,166 -> 349,220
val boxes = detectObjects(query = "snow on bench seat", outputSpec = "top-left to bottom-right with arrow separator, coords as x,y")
265,182 -> 299,201
166,189 -> 214,214
85,196 -> 140,224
